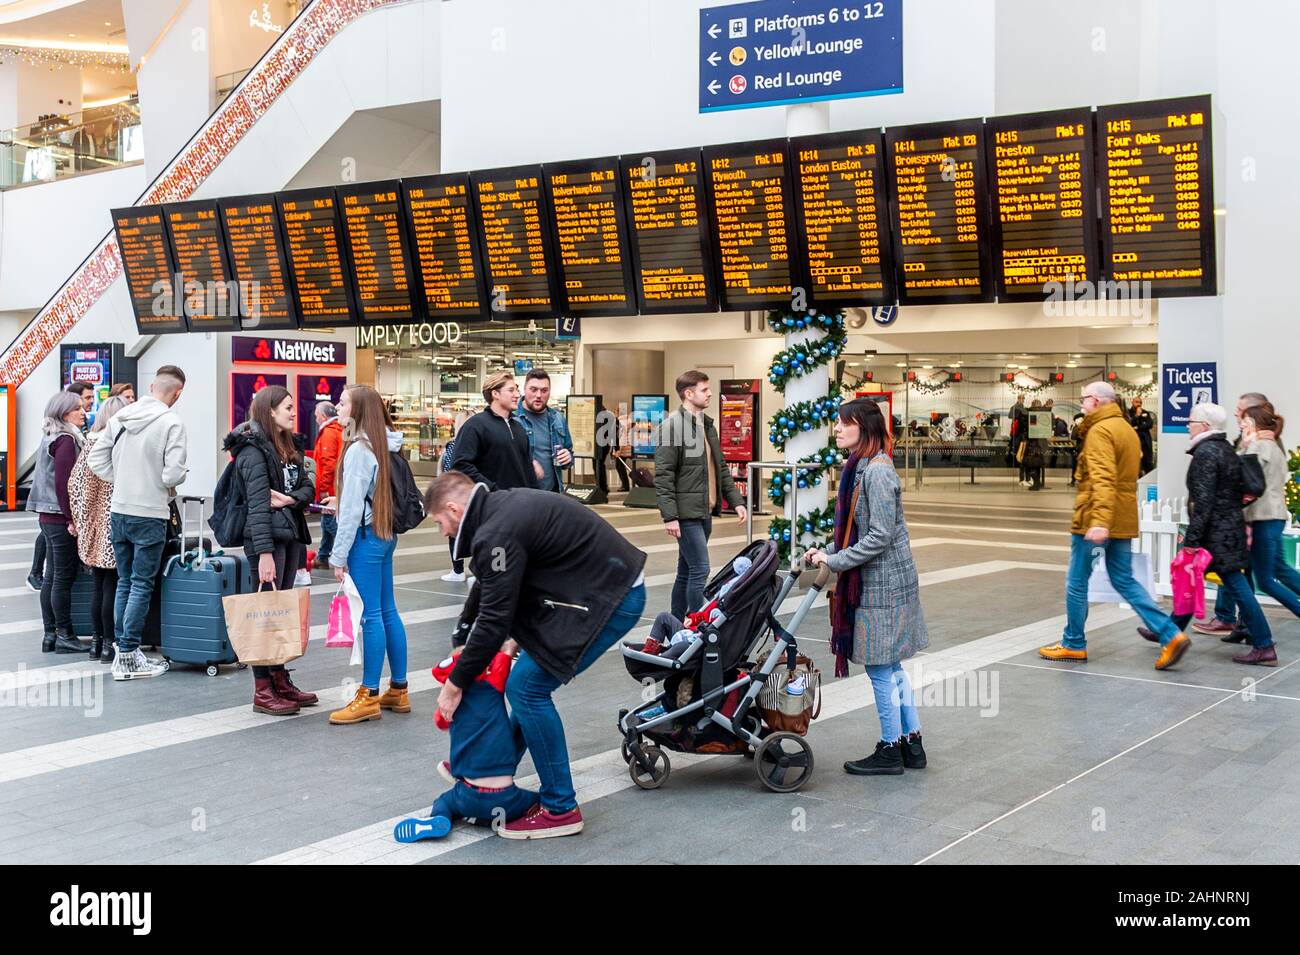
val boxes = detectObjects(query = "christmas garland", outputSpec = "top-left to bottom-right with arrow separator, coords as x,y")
1114,378 -> 1157,399
766,313 -> 847,389
1286,449 -> 1300,519
766,393 -> 843,453
767,443 -> 846,507
910,373 -> 951,396
768,505 -> 837,549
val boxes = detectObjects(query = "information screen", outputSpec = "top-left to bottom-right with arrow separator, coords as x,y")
791,129 -> 895,307
112,205 -> 184,334
620,148 -> 717,314
218,194 -> 297,330
276,187 -> 358,327
400,173 -> 489,321
702,139 -> 797,311
338,181 -> 419,324
985,108 -> 1099,301
163,199 -> 240,331
886,118 -> 995,304
1097,95 -> 1215,297
544,157 -> 636,316
470,164 -> 559,319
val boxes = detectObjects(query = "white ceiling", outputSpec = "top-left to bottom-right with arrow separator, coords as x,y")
0,0 -> 125,46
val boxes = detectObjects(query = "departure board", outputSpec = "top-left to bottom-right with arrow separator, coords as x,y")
791,129 -> 895,308
276,187 -> 358,327
1098,95 -> 1215,297
112,205 -> 185,334
218,194 -> 297,330
469,165 -> 559,319
985,108 -> 1099,301
543,157 -> 636,316
703,139 -> 797,311
163,199 -> 241,331
400,173 -> 489,321
886,118 -> 995,304
337,181 -> 419,324
620,148 -> 717,314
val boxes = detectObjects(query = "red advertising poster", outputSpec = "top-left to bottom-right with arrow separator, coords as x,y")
720,379 -> 760,513
230,372 -> 287,429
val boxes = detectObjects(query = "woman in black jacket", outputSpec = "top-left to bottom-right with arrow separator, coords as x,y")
222,385 -> 318,714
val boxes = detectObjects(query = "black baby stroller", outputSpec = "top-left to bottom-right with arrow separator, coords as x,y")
618,541 -> 829,793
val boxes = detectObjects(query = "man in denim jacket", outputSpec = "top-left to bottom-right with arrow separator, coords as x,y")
514,369 -> 574,492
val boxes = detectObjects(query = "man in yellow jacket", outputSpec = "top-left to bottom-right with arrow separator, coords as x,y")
1039,382 -> 1192,670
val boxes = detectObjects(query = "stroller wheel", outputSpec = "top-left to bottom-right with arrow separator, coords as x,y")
629,745 -> 670,790
755,733 -> 814,793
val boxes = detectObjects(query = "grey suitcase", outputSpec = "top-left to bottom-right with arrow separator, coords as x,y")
159,496 -> 246,676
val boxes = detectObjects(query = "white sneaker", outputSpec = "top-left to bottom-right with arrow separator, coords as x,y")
785,674 -> 807,697
111,647 -> 166,681
294,569 -> 312,587
440,570 -> 466,583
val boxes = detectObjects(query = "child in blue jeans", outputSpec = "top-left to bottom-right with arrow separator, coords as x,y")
393,641 -> 538,842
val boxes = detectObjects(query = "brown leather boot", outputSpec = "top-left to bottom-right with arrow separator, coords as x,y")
254,676 -> 300,716
377,682 -> 410,713
270,669 -> 318,706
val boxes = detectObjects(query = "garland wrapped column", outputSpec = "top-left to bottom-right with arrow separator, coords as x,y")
765,310 -> 845,561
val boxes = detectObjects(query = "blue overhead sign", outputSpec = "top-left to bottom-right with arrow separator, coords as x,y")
699,0 -> 903,113
1161,361 -> 1217,433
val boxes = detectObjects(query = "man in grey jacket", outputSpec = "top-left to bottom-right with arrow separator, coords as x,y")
88,365 -> 189,681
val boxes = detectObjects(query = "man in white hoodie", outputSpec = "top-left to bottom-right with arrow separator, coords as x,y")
88,365 -> 189,681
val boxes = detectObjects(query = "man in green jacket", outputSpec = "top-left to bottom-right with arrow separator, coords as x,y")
655,370 -> 747,619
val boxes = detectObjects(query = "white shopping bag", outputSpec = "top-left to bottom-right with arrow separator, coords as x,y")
343,573 -> 364,666
1087,551 -> 1156,604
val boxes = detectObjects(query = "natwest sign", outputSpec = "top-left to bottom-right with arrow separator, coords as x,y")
232,336 -> 347,367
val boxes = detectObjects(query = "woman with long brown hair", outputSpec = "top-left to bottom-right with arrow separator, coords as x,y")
223,384 -> 318,714
805,399 -> 930,776
324,384 -> 410,724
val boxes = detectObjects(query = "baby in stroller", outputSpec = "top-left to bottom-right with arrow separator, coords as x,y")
393,641 -> 538,843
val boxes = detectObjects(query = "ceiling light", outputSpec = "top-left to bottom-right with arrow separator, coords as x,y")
895,362 -> 906,368
1125,362 -> 1137,368
922,365 -> 933,370
1066,362 -> 1078,368
1141,363 -> 1152,369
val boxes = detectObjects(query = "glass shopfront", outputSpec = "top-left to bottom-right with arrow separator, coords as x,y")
356,321 -> 576,475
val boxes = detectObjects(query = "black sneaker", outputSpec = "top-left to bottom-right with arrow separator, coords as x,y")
26,573 -> 42,593
1221,628 -> 1251,645
844,740 -> 904,776
900,733 -> 927,769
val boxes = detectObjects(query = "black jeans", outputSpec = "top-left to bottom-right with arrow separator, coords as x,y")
670,515 -> 712,620
39,522 -> 80,634
31,532 -> 46,577
448,538 -> 463,575
91,566 -> 119,640
248,540 -> 302,678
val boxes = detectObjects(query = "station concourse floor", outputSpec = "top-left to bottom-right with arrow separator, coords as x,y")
0,486 -> 1296,866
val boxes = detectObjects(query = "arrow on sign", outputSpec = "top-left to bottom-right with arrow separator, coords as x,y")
708,51 -> 721,66
708,79 -> 721,95
1169,390 -> 1188,409
708,23 -> 721,38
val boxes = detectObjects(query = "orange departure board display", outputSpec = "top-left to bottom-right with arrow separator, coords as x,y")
112,205 -> 185,334
886,118 -> 994,304
544,157 -> 636,316
469,165 -> 558,319
338,181 -> 419,324
1098,95 -> 1215,296
400,173 -> 488,321
276,187 -> 357,328
986,108 -> 1099,301
620,148 -> 717,314
791,129 -> 895,307
703,139 -> 797,310
218,194 -> 297,329
163,199 -> 241,331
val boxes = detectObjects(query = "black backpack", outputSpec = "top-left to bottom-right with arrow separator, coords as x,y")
209,458 -> 246,547
369,450 -> 425,534
1239,453 -> 1267,502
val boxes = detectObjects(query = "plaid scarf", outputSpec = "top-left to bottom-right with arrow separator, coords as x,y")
830,454 -> 862,677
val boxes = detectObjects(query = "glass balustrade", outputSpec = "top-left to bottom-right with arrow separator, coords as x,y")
0,98 -> 144,189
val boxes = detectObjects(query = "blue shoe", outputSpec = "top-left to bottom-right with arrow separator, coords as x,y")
393,815 -> 452,843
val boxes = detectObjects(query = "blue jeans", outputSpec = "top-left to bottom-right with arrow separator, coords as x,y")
111,513 -> 167,653
866,662 -> 920,743
670,516 -> 711,620
349,528 -> 408,691
317,513 -> 337,563
507,584 -> 647,813
1249,520 -> 1300,618
1175,569 -> 1273,650
1063,535 -> 1180,648
430,780 -> 538,826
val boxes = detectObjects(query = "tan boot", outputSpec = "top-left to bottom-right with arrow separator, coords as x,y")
377,682 -> 411,713
329,685 -> 382,725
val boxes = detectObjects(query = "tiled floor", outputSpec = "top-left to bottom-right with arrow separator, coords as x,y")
1,487 -> 1295,865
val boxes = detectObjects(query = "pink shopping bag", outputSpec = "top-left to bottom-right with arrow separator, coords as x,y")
1171,547 -> 1213,619
325,586 -> 356,648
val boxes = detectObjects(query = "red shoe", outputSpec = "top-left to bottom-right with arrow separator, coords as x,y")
1233,646 -> 1278,667
270,669 -> 318,706
1192,619 -> 1235,636
498,803 -> 584,840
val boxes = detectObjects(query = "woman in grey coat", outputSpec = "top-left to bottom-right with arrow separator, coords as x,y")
807,399 -> 930,776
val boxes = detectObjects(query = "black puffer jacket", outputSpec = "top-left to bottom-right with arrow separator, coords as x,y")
221,422 -> 315,556
1183,433 -> 1248,575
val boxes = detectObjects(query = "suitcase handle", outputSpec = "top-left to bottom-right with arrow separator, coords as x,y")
179,495 -> 210,567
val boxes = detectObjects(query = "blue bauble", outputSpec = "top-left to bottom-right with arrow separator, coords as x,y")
779,416 -> 789,426
797,479 -> 807,489
800,421 -> 812,431
782,529 -> 791,541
